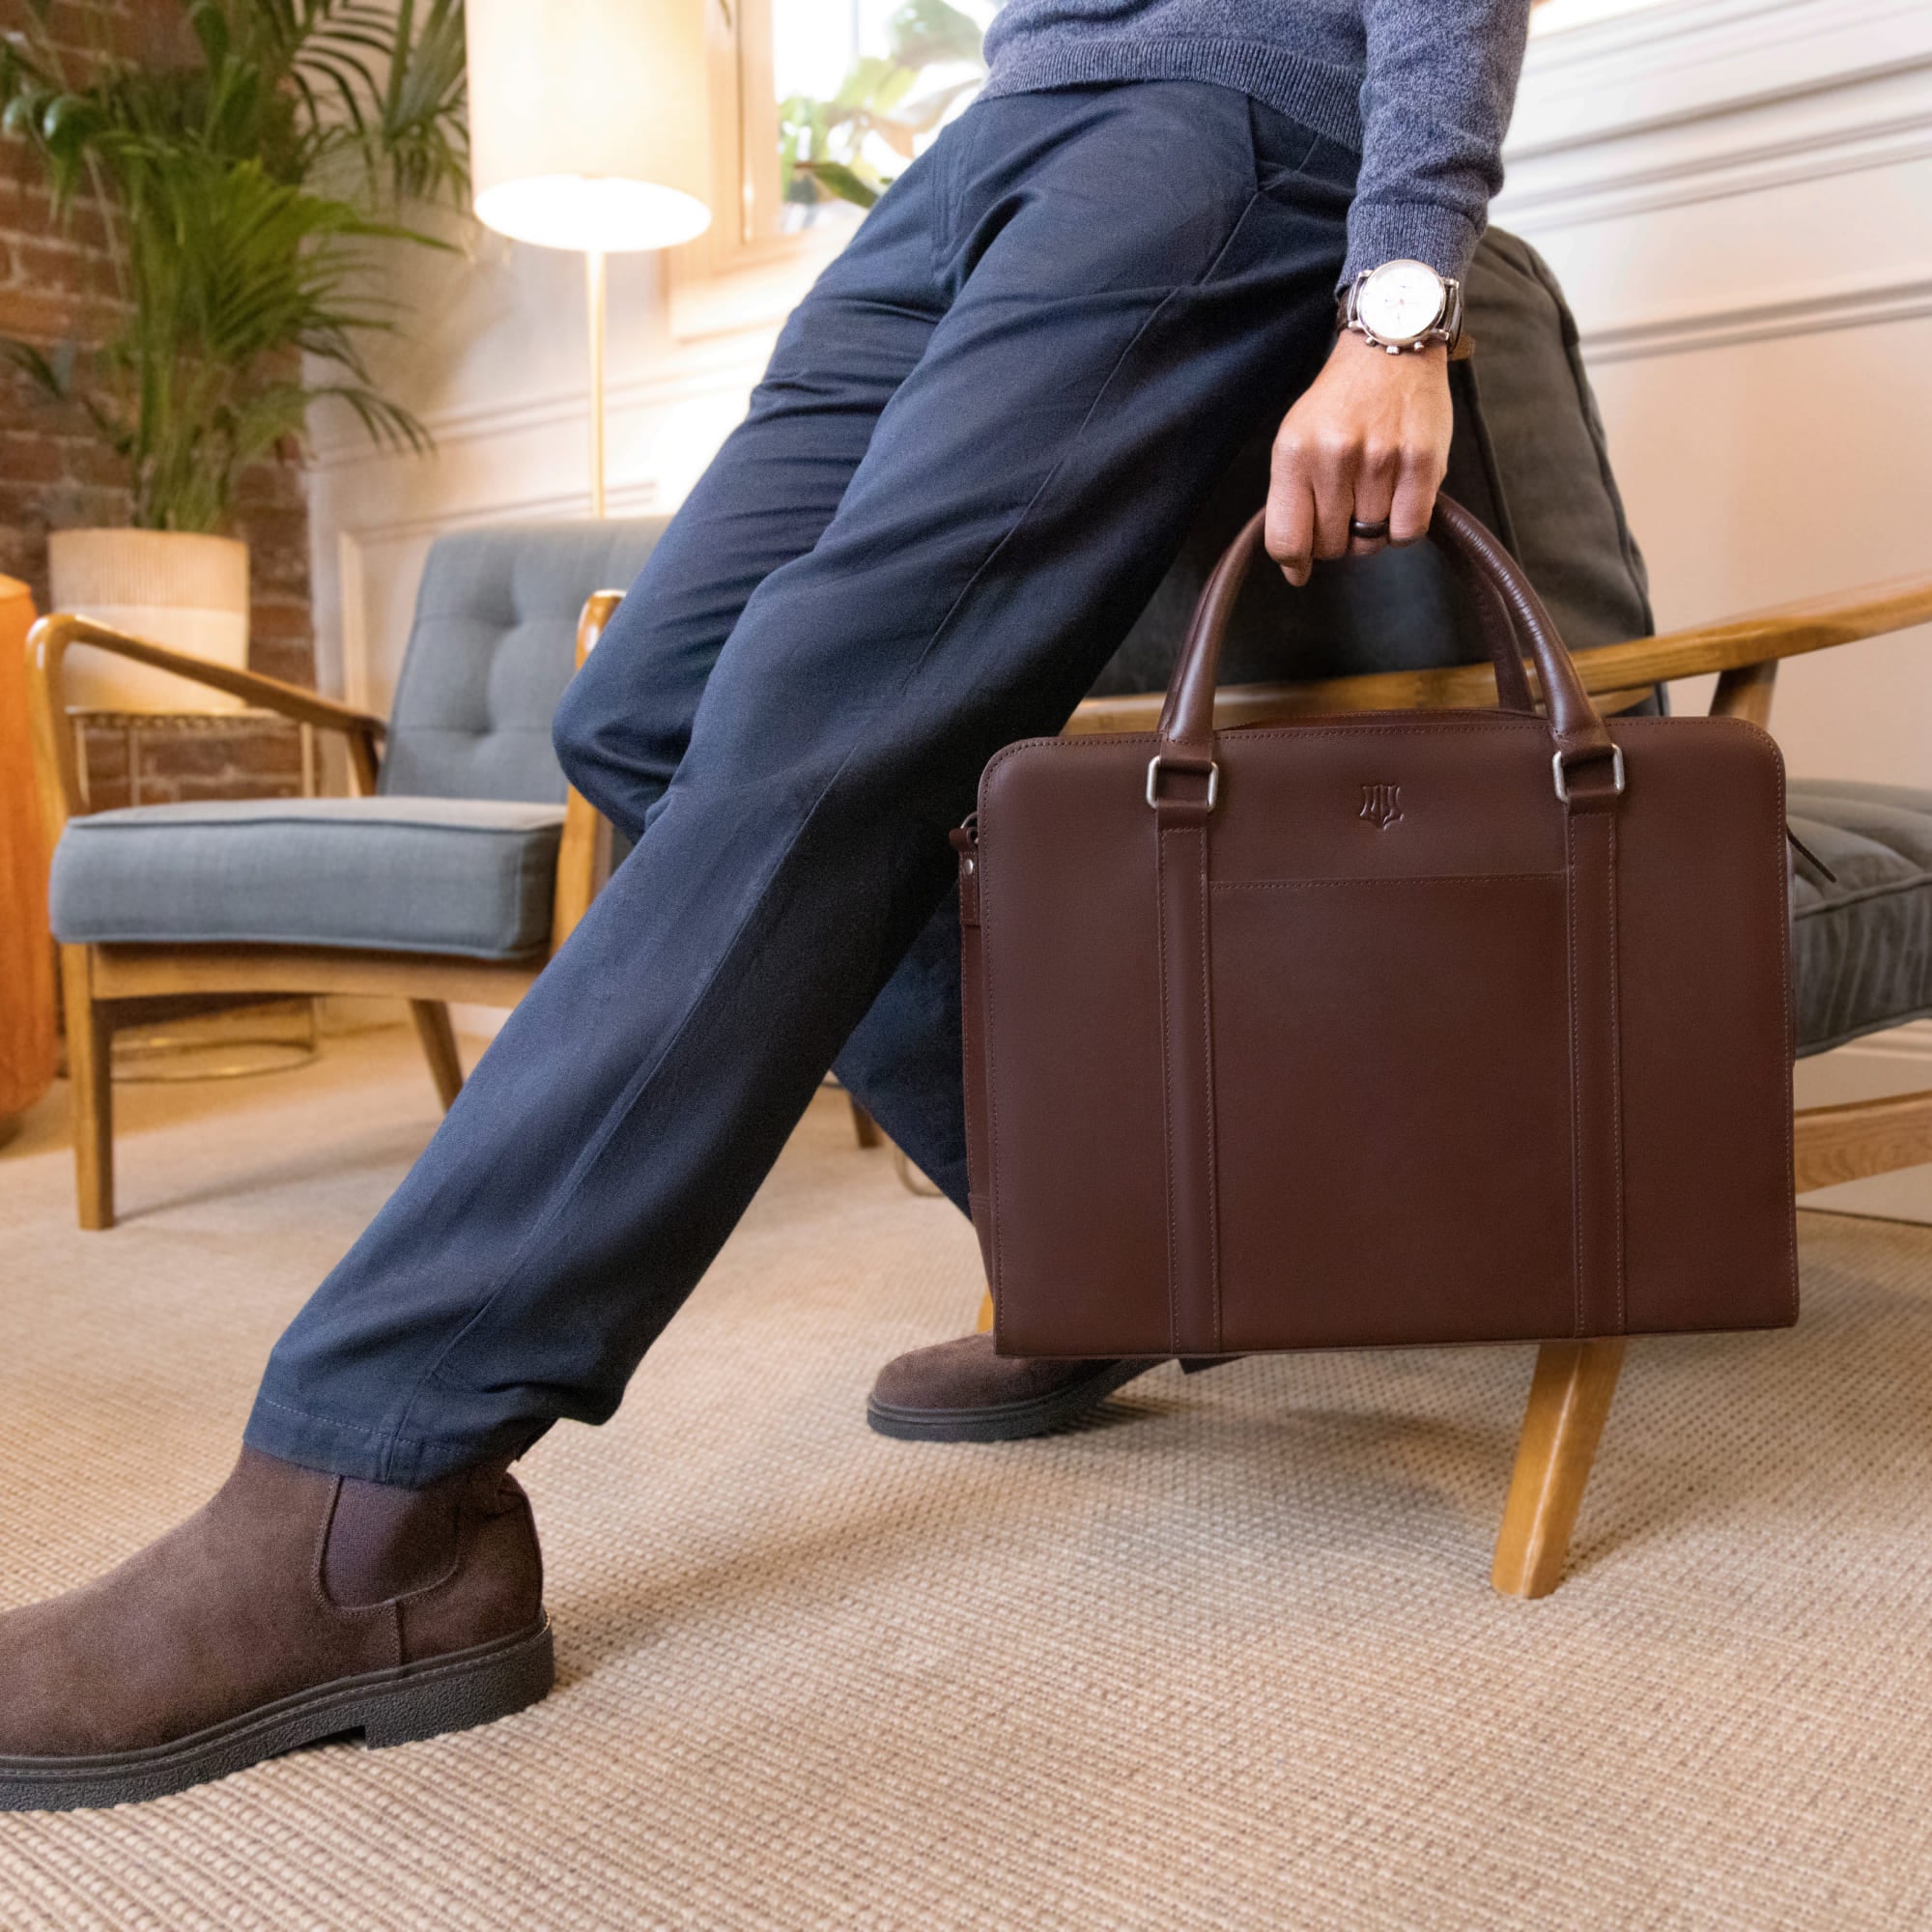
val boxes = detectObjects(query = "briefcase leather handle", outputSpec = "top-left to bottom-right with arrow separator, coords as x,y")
1153,494 -> 1621,794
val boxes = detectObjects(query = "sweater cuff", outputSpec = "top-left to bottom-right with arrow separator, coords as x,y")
1340,203 -> 1483,291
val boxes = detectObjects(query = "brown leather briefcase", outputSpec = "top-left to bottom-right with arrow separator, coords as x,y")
957,497 -> 1798,1358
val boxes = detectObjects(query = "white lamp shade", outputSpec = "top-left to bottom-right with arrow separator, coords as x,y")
467,0 -> 713,253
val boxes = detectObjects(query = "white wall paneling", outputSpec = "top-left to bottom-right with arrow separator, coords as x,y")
1501,0 -> 1932,1214
1795,1024 -> 1932,1224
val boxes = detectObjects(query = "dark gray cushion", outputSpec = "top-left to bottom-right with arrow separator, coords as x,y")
49,797 -> 566,959
1096,225 -> 1655,695
1790,781 -> 1932,1057
379,519 -> 668,802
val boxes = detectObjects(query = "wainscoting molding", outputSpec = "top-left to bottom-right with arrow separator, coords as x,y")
1578,271 -> 1932,363
1492,0 -> 1932,786
1498,92 -> 1932,233
1510,0 -> 1932,152
1500,0 -> 1932,242
1838,1020 -> 1932,1068
1797,1022 -> 1932,1224
310,340 -> 767,475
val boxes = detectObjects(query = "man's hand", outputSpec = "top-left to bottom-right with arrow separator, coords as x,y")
1265,332 -> 1454,586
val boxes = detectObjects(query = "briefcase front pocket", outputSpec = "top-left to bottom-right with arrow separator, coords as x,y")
1209,869 -> 1573,1350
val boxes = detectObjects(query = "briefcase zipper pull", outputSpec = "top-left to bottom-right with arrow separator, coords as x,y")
1786,824 -> 1837,886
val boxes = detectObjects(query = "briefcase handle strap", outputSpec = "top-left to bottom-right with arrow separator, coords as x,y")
1152,494 -> 1621,799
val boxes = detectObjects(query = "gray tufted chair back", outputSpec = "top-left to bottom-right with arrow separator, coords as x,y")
378,519 -> 669,802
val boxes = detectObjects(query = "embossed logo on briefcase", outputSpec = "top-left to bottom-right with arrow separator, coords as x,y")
1359,781 -> 1404,830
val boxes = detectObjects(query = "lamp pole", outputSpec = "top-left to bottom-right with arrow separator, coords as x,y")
585,247 -> 608,517
466,0 -> 713,526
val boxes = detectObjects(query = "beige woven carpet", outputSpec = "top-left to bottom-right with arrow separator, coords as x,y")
6,1027 -> 1932,1929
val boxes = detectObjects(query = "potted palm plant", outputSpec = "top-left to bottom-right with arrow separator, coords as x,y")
0,0 -> 468,709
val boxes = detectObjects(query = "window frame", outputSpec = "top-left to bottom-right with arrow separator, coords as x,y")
668,0 -> 858,340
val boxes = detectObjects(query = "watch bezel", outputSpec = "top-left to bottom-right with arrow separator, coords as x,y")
1355,259 -> 1448,348
1341,260 -> 1463,355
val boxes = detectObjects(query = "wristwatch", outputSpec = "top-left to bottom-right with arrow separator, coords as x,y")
1337,259 -> 1464,355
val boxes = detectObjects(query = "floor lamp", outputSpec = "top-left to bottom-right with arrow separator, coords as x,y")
467,0 -> 713,517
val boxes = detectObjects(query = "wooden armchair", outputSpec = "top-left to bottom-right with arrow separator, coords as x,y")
975,568 -> 1932,1598
27,517 -> 667,1229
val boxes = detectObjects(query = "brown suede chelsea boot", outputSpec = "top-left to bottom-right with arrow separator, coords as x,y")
867,1332 -> 1167,1441
0,1447 -> 553,1812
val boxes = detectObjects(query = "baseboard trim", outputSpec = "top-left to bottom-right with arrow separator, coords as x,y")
1832,1018 -> 1932,1065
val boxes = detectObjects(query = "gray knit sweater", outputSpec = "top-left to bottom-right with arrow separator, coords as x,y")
980,0 -> 1532,285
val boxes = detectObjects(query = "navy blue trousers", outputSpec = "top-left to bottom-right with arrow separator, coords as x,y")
246,82 -> 1357,1484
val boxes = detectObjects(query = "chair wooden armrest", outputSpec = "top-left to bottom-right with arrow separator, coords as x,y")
551,591 -> 627,949
1067,570 -> 1932,736
26,611 -> 392,838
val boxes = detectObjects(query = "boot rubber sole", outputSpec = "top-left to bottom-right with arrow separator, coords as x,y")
867,1358 -> 1161,1442
0,1616 -> 554,1813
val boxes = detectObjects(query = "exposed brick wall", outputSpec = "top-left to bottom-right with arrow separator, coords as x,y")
71,713 -> 311,813
0,2 -> 314,811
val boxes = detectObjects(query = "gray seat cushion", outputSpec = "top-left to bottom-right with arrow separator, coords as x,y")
49,797 -> 566,960
1790,781 -> 1932,1056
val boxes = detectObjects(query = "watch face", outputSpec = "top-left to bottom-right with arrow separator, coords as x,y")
1358,260 -> 1445,345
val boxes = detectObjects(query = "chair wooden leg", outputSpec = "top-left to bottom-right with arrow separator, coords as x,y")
848,1097 -> 882,1150
60,945 -> 113,1231
976,1289 -> 994,1334
408,1000 -> 464,1111
1492,1337 -> 1626,1599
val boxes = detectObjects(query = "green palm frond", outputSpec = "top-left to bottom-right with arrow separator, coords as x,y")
781,0 -> 983,213
0,0 -> 469,531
